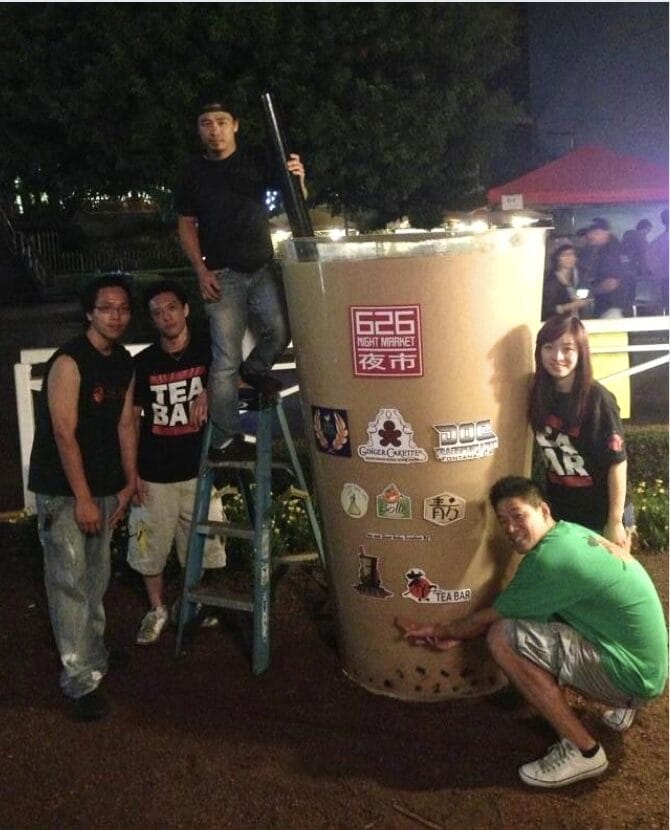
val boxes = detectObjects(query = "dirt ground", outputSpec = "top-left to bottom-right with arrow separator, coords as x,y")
0,517 -> 666,830
0,301 -> 667,828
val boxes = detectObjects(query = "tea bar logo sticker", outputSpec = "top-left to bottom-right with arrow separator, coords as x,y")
402,569 -> 472,604
358,408 -> 428,464
350,305 -> 423,377
341,483 -> 369,519
433,419 -> 499,462
312,406 -> 351,457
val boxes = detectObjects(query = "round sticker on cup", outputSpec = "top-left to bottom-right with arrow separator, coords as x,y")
341,482 -> 369,519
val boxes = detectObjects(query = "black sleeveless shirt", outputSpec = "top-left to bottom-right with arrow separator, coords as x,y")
28,334 -> 134,497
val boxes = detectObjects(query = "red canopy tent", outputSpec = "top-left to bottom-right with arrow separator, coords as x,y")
487,145 -> 669,206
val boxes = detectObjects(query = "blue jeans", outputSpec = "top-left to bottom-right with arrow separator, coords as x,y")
206,263 -> 290,445
36,493 -> 117,699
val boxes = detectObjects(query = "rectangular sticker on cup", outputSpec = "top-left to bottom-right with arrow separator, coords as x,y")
353,546 -> 394,600
376,483 -> 412,519
433,420 -> 499,462
350,305 -> 423,377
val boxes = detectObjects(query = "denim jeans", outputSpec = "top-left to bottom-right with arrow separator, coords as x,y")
206,263 -> 290,445
36,493 -> 117,699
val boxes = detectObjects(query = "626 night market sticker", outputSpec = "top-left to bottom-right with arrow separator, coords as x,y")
350,305 -> 423,377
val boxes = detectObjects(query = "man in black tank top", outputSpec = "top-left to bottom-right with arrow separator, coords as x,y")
28,274 -> 136,721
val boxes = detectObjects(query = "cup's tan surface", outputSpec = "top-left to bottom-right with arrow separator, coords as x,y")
280,230 -> 547,700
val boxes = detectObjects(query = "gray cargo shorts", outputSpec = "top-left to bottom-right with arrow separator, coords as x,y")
503,618 -> 646,709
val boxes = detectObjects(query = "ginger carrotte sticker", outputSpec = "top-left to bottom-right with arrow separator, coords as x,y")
358,408 -> 428,464
312,405 -> 351,457
433,419 -> 499,462
402,568 -> 472,604
340,482 -> 369,519
423,490 -> 466,526
353,546 -> 394,600
376,482 -> 412,520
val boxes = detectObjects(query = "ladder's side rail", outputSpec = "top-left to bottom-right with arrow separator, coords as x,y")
252,405 -> 274,674
275,396 -> 326,569
175,421 -> 215,655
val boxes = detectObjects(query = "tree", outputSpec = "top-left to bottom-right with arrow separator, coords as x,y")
0,3 -> 527,224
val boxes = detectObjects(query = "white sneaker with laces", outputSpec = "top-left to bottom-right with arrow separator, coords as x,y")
519,738 -> 608,788
136,605 -> 169,645
601,707 -> 635,732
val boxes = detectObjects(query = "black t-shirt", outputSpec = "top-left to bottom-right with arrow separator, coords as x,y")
28,335 -> 133,497
542,273 -> 576,320
174,148 -> 275,273
134,330 -> 211,482
590,237 -> 631,316
534,381 -> 627,531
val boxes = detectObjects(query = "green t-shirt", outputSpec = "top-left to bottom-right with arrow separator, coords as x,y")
494,521 -> 668,699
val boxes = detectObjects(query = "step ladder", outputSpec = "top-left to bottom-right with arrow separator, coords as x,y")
174,389 -> 325,674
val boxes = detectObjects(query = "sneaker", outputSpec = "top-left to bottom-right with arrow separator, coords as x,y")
602,707 -> 635,732
519,738 -> 608,788
208,435 -> 256,464
73,688 -> 110,722
239,367 -> 283,396
136,605 -> 169,645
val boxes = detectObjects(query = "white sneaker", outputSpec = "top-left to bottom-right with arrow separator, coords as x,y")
601,707 -> 635,732
519,738 -> 608,788
136,605 -> 169,645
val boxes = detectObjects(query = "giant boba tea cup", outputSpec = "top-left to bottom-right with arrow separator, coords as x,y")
280,229 -> 547,701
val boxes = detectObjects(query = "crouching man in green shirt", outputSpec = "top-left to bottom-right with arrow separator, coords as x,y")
398,476 -> 668,789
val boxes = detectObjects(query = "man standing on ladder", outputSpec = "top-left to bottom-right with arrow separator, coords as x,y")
128,280 -> 227,645
174,95 -> 307,463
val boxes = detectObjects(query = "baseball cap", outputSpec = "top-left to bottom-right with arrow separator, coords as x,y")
586,217 -> 611,232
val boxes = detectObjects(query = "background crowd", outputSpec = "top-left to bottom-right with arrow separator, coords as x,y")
542,210 -> 669,321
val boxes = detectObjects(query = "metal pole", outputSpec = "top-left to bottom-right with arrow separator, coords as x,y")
261,92 -> 316,260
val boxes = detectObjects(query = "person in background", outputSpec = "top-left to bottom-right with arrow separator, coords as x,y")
398,476 -> 667,789
28,274 -> 136,721
128,280 -> 226,645
529,315 -> 633,548
645,209 -> 669,313
621,218 -> 652,281
583,218 -> 631,318
541,243 -> 593,320
174,96 -> 307,463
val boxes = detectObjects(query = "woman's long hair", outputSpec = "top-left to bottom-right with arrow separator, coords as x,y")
529,316 -> 594,431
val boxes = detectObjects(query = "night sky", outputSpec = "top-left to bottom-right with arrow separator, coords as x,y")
528,3 -> 668,166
